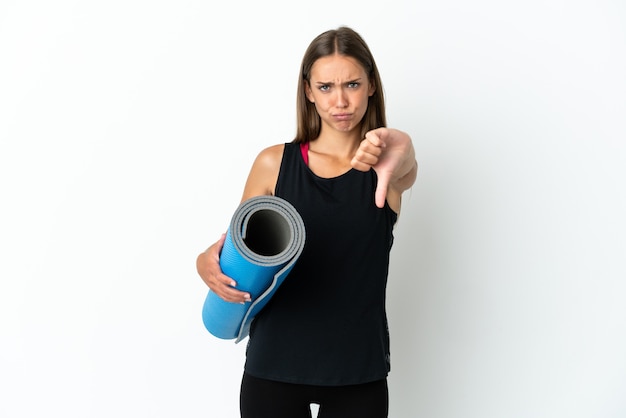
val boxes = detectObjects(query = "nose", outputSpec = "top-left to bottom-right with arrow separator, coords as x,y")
334,88 -> 348,108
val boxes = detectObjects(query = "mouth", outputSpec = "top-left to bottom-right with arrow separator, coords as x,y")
333,113 -> 352,121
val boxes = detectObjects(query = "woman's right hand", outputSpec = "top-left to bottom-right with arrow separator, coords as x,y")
197,233 -> 252,304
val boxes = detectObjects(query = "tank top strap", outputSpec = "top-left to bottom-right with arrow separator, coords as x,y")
299,142 -> 309,166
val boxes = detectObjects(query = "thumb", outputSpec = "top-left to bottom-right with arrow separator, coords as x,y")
374,169 -> 392,208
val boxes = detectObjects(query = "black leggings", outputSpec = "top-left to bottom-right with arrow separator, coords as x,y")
240,372 -> 388,418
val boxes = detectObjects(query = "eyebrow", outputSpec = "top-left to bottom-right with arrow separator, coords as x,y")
314,78 -> 363,86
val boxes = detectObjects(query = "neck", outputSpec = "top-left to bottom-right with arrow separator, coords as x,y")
311,127 -> 361,159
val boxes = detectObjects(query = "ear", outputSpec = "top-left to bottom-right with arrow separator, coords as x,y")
368,79 -> 376,97
305,81 -> 315,103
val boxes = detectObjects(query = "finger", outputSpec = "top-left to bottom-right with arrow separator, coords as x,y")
351,155 -> 379,172
358,144 -> 383,159
213,267 -> 252,301
212,275 -> 251,303
212,268 -> 236,289
374,170 -> 391,208
219,285 -> 252,304
365,130 -> 386,148
351,158 -> 370,172
351,139 -> 383,171
352,149 -> 379,167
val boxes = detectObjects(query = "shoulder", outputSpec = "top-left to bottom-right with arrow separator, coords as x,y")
241,144 -> 286,201
254,143 -> 286,168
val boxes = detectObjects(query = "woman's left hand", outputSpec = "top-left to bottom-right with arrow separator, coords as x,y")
351,128 -> 417,208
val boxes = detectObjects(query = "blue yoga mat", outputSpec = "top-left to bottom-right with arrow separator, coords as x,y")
202,195 -> 306,343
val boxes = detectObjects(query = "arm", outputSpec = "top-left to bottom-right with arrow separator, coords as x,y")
351,128 -> 418,213
196,145 -> 283,303
196,233 -> 251,303
240,144 -> 284,201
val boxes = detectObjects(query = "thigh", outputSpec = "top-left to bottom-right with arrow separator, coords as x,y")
240,373 -> 313,418
317,379 -> 389,418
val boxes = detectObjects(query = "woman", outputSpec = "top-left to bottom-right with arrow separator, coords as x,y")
197,26 -> 417,418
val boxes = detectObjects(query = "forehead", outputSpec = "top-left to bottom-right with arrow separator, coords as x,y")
309,54 -> 367,81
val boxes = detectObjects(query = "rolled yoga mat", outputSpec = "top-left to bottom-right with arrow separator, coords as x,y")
202,195 -> 306,343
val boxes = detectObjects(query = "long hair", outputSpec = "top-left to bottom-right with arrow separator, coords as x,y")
293,27 -> 386,144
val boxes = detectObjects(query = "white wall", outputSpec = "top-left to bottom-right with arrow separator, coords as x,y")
1,1 -> 624,417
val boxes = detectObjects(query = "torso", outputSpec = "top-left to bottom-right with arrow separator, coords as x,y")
243,142 -> 398,386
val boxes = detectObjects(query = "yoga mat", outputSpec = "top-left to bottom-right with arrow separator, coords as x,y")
202,195 -> 306,343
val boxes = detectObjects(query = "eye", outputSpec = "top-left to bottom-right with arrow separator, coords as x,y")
348,82 -> 360,88
318,85 -> 330,92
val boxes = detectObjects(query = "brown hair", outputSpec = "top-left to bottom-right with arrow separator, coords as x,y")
293,26 -> 387,144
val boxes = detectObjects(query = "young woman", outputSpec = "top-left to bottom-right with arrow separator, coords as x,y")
197,26 -> 418,418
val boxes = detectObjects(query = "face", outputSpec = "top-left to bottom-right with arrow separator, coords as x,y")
305,54 -> 375,134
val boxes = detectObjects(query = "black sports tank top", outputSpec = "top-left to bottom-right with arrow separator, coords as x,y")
243,142 -> 398,386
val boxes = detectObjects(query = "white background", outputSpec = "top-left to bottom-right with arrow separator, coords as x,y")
1,1 -> 625,417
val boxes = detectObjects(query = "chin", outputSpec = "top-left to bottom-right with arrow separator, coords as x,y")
334,122 -> 355,132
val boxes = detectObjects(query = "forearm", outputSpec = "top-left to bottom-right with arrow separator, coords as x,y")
392,157 -> 418,192
389,130 -> 418,193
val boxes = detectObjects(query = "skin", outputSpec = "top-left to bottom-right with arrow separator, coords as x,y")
197,53 -> 418,303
